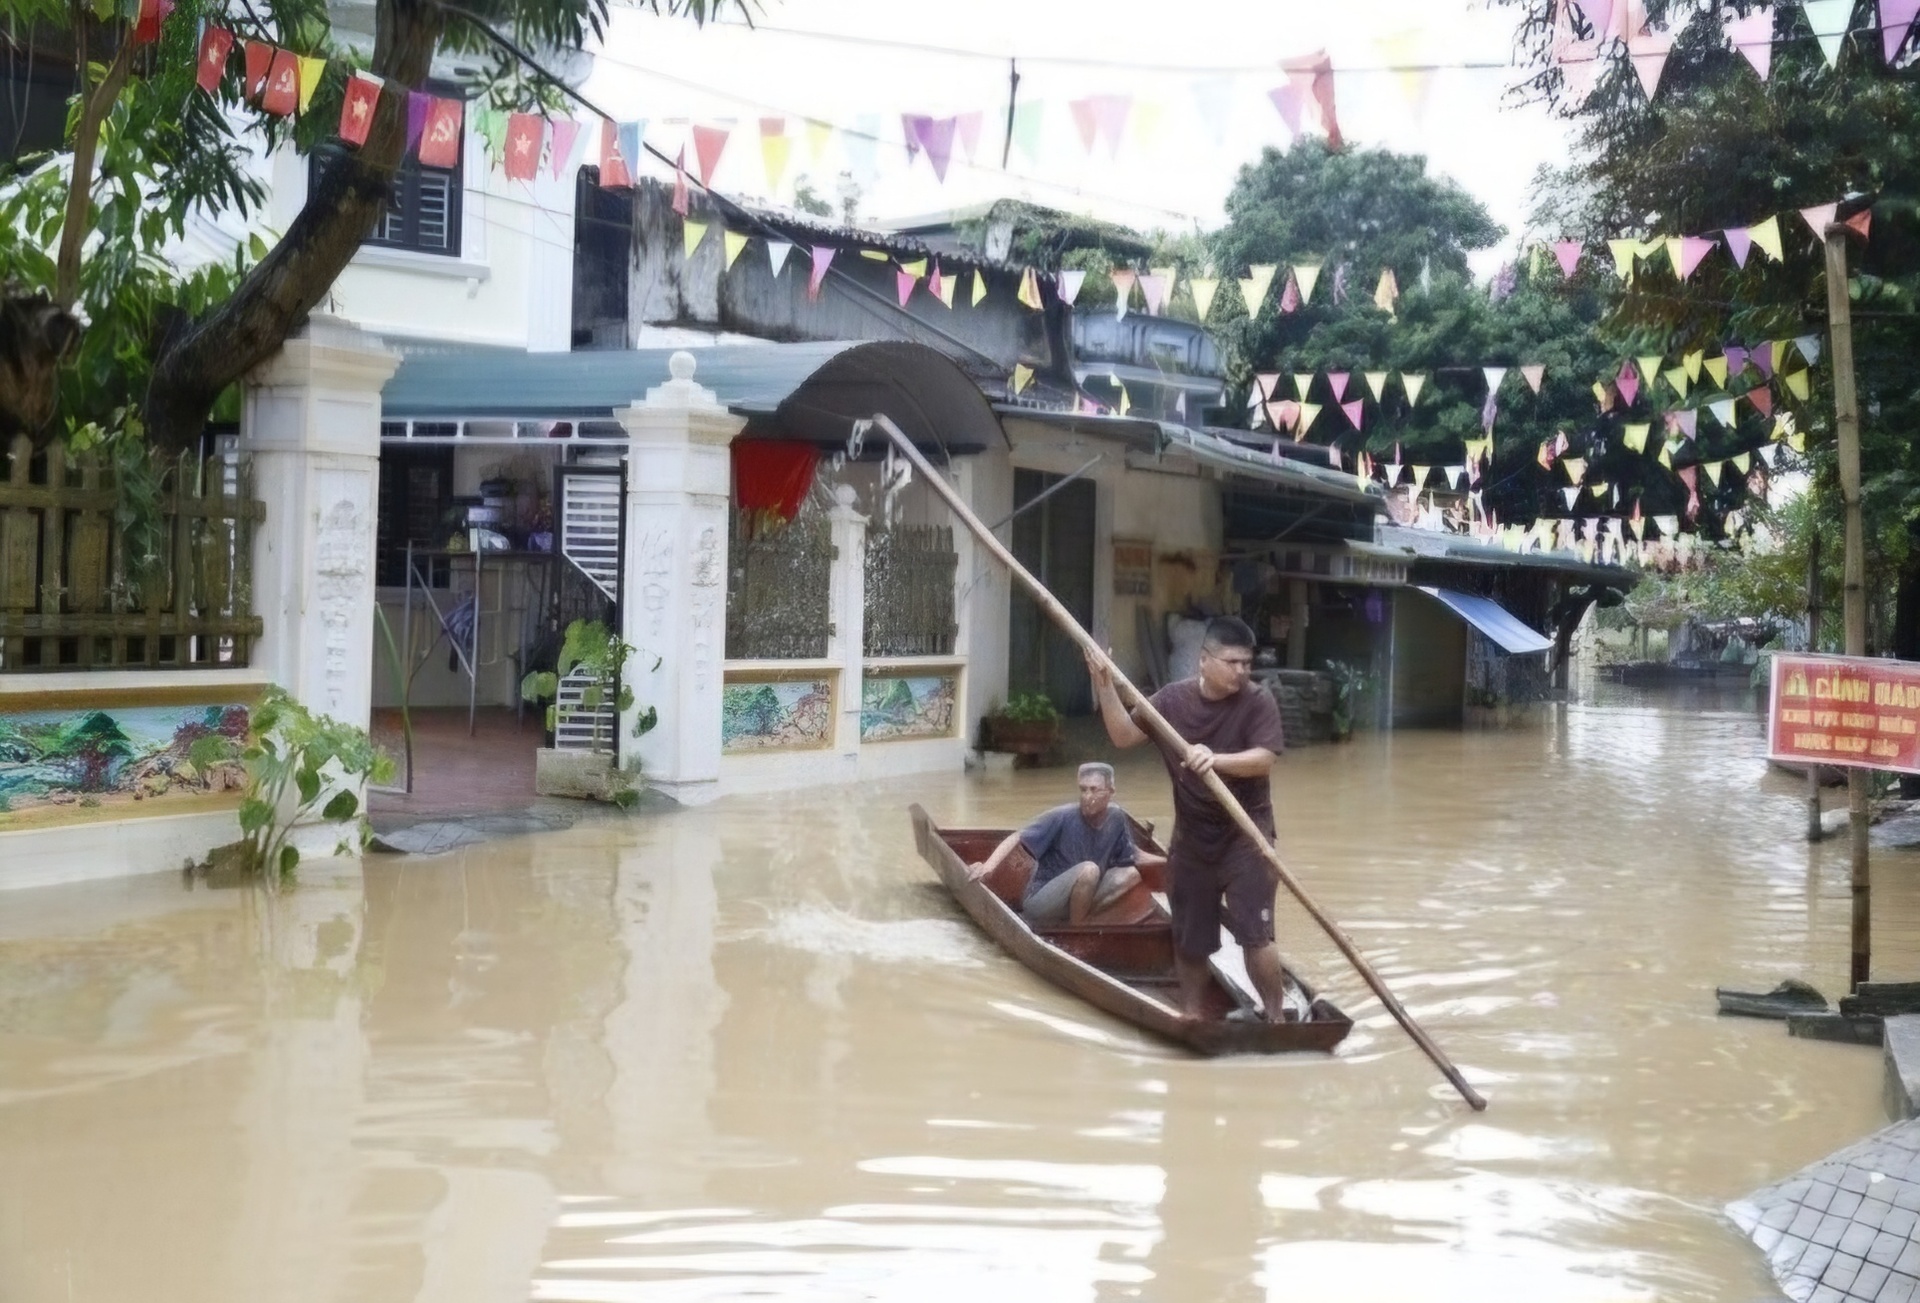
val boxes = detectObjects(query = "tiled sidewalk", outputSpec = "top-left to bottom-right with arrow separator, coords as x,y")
1729,1119 -> 1920,1302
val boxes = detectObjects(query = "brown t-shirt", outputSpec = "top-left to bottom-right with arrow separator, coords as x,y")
1140,678 -> 1286,859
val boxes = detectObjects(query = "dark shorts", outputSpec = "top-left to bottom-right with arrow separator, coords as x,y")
1167,841 -> 1276,959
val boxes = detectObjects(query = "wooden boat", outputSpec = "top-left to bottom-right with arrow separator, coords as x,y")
910,803 -> 1352,1056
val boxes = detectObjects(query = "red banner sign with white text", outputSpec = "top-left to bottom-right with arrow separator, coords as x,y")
1767,653 -> 1920,774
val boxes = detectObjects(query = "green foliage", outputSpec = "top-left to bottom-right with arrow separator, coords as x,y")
1323,659 -> 1379,738
198,685 -> 392,886
520,619 -> 658,753
995,690 -> 1062,724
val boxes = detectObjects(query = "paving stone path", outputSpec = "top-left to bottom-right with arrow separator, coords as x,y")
1729,1118 -> 1920,1302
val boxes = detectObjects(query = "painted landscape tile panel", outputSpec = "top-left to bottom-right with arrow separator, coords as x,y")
861,675 -> 956,742
0,702 -> 250,827
722,678 -> 834,752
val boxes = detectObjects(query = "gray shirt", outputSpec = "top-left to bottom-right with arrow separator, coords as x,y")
1018,803 -> 1137,903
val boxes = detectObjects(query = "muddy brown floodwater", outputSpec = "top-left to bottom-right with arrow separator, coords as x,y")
2,696 -> 1917,1301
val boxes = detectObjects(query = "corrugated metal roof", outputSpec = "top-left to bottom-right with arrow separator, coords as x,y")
1377,524 -> 1637,585
380,341 -> 862,421
1416,587 -> 1556,655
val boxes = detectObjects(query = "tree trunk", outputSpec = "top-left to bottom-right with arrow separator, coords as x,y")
142,0 -> 445,453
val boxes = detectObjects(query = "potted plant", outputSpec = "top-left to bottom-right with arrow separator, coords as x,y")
1324,659 -> 1379,741
521,619 -> 657,806
983,690 -> 1063,757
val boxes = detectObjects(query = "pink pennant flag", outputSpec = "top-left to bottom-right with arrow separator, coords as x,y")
1341,399 -> 1364,431
1267,83 -> 1305,135
1139,272 -> 1170,315
1326,371 -> 1350,402
1673,409 -> 1698,438
901,113 -> 929,163
808,246 -> 834,300
1522,363 -> 1546,394
1068,98 -> 1101,152
1629,25 -> 1676,98
1110,269 -> 1137,319
1677,235 -> 1716,279
1552,240 -> 1583,277
671,147 -> 690,215
1278,272 -> 1300,314
1727,6 -> 1776,79
1799,202 -> 1839,235
1256,372 -> 1280,400
1092,94 -> 1131,156
1723,225 -> 1754,267
691,122 -> 730,186
896,266 -> 918,307
1884,0 -> 1920,61
548,119 -> 582,180
955,110 -> 984,162
1616,359 -> 1640,406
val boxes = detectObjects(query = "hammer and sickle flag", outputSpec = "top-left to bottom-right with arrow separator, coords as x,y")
419,96 -> 464,169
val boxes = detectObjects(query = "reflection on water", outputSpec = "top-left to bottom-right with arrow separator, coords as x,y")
0,693 -> 1914,1301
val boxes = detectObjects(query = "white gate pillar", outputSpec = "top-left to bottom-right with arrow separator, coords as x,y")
240,315 -> 399,728
827,485 -> 869,754
615,352 -> 744,805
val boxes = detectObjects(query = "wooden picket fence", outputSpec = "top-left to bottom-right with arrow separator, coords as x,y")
0,433 -> 266,672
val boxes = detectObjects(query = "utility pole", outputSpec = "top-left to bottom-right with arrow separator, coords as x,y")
1824,224 -> 1869,991
1806,499 -> 1823,843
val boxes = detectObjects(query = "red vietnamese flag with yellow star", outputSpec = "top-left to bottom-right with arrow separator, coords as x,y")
195,26 -> 233,93
504,113 -> 543,181
338,73 -> 382,147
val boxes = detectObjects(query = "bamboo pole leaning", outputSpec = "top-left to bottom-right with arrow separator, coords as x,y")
865,414 -> 1488,1112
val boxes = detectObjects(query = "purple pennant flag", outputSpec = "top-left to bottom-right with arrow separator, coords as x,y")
1616,359 -> 1640,407
1885,0 -> 1920,63
406,90 -> 431,155
1725,345 -> 1748,377
1723,225 -> 1754,267
548,119 -> 582,180
1268,83 -> 1305,135
1749,342 -> 1774,379
808,245 -> 834,300
1675,409 -> 1698,439
918,115 -> 956,182
901,113 -> 931,162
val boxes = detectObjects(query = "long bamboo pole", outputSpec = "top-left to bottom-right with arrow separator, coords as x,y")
868,415 -> 1488,1111
1825,226 -> 1871,992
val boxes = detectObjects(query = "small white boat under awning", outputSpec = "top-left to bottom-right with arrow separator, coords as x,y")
1415,587 -> 1554,655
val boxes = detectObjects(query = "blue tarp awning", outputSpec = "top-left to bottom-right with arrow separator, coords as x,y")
1416,587 -> 1554,655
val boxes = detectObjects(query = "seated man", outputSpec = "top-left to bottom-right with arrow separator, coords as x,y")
970,762 -> 1143,925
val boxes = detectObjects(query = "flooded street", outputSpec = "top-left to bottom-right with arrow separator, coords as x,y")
3,697 -> 1917,1302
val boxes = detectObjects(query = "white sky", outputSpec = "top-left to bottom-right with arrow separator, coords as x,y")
585,0 -> 1578,263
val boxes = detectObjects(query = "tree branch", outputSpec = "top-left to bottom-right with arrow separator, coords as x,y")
54,9 -> 140,311
142,0 -> 444,452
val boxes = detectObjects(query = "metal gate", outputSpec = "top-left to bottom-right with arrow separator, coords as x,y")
545,459 -> 625,750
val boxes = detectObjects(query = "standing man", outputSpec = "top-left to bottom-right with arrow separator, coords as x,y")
969,762 -> 1143,926
1086,616 -> 1290,1022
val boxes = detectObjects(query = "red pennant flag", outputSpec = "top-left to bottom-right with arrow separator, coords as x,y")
131,0 -> 173,46
1747,387 -> 1773,418
337,73 -> 382,147
243,41 -> 274,101
691,122 -> 729,185
1844,208 -> 1872,239
504,113 -> 543,181
418,96 -> 463,168
261,49 -> 300,117
598,118 -> 632,188
195,26 -> 234,93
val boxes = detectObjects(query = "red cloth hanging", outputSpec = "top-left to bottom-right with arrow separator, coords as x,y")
732,439 -> 818,522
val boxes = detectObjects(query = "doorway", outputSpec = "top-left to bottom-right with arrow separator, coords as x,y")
1009,468 -> 1097,715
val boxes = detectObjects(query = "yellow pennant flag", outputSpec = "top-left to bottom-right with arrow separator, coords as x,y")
1017,267 -> 1041,310
860,249 -> 890,261
683,219 -> 709,258
1732,451 -> 1751,472
1118,384 -> 1132,417
1664,367 -> 1690,399
1592,381 -> 1611,408
1365,370 -> 1390,402
722,229 -> 748,270
900,258 -> 927,280
1293,373 -> 1314,399
1784,369 -> 1810,401
297,56 -> 326,114
1239,263 -> 1277,314
1703,461 -> 1723,487
1401,373 -> 1426,405
1374,267 -> 1400,317
934,268 -> 956,308
1011,363 -> 1033,394
1607,238 -> 1639,280
1683,349 -> 1704,382
760,128 -> 790,192
1789,430 -> 1807,453
1298,402 -> 1321,434
1622,422 -> 1650,452
1562,457 -> 1587,483
1188,277 -> 1219,320
1293,262 -> 1321,303
805,117 -> 834,162
972,270 -> 988,307
1662,236 -> 1683,274
1750,215 -> 1784,262
1590,481 -> 1610,498
1658,444 -> 1673,468
1703,355 -> 1729,388
1636,355 -> 1663,388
